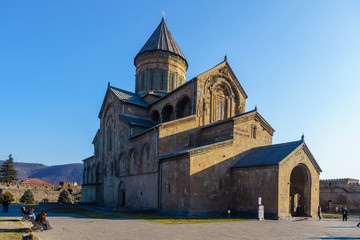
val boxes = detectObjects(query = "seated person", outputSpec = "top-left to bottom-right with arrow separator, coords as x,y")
27,207 -> 36,220
35,211 -> 52,230
20,206 -> 27,214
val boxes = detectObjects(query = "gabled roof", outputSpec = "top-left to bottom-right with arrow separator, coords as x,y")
109,86 -> 149,108
195,60 -> 248,99
232,140 -> 304,168
135,18 -> 186,61
119,114 -> 157,128
21,178 -> 53,186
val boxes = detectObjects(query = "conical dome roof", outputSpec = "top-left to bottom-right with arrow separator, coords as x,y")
135,18 -> 186,61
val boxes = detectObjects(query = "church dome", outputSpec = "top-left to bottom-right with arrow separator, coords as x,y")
135,17 -> 187,63
134,18 -> 188,95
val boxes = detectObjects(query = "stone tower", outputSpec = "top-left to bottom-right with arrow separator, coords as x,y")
134,17 -> 188,95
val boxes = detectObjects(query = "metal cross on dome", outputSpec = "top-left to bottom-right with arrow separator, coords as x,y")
161,11 -> 166,19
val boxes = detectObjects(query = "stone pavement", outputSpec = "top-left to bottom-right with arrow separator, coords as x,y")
2,205 -> 360,240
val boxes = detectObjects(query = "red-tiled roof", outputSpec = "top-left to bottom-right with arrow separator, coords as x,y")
21,178 -> 53,186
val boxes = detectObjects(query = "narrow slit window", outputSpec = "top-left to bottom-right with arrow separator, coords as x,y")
252,126 -> 256,139
219,101 -> 223,120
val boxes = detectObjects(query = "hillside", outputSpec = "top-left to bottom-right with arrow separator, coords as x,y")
0,160 -> 83,185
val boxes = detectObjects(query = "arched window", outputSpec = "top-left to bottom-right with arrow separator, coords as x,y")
150,110 -> 160,122
83,167 -> 87,184
161,104 -> 174,122
176,96 -> 192,119
87,167 -> 90,183
129,149 -> 138,174
251,126 -> 256,139
106,116 -> 115,153
210,80 -> 234,123
140,144 -> 151,174
95,163 -> 101,182
119,153 -> 128,176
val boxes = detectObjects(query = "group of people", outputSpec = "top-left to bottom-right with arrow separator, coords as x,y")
20,207 -> 52,230
1,199 -> 11,213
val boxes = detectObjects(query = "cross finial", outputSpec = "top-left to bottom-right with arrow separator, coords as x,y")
161,11 -> 166,19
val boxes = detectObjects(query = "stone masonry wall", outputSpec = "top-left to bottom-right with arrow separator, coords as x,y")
231,166 -> 278,217
0,182 -> 81,203
320,179 -> 360,213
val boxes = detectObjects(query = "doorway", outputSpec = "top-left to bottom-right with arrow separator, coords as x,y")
289,164 -> 311,216
118,181 -> 126,207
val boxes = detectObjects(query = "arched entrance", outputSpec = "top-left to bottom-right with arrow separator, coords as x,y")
118,181 -> 126,207
289,164 -> 311,217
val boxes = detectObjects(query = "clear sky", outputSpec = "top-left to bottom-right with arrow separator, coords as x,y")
0,1 -> 359,179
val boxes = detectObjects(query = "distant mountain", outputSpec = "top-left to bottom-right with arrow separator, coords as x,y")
28,163 -> 83,185
0,160 -> 83,185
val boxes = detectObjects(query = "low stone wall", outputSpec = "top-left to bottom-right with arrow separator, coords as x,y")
0,182 -> 81,203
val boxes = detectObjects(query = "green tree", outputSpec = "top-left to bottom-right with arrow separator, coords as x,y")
58,189 -> 72,204
20,189 -> 35,204
0,154 -> 18,183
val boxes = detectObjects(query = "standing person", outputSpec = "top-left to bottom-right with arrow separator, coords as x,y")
296,205 -> 301,216
342,207 -> 348,221
2,200 -> 9,213
318,206 -> 322,220
5,199 -> 11,213
1,200 -> 5,213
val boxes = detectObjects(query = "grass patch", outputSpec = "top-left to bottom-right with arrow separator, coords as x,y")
322,214 -> 343,219
47,208 -> 254,224
0,217 -> 39,240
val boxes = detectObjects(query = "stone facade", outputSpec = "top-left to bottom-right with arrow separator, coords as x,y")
320,178 -> 360,213
0,181 -> 81,203
82,18 -> 322,219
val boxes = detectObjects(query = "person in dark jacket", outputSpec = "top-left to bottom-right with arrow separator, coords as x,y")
342,207 -> 349,221
296,205 -> 301,216
35,211 -> 52,230
2,200 -> 10,213
318,206 -> 322,220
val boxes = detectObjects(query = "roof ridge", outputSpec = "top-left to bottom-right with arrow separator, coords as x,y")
109,86 -> 137,96
253,140 -> 303,150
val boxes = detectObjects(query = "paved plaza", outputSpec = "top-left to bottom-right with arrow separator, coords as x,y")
1,206 -> 360,240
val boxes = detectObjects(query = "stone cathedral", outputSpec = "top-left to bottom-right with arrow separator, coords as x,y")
82,17 -> 322,219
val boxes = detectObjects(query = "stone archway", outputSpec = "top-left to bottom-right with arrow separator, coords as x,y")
161,104 -> 174,122
289,164 -> 311,217
118,181 -> 126,207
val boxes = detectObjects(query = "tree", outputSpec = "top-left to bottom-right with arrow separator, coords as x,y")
0,191 -> 15,203
0,154 -> 18,183
20,189 -> 35,204
58,189 -> 72,204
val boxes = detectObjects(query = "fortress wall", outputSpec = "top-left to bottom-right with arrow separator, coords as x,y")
320,179 -> 360,213
0,182 -> 81,203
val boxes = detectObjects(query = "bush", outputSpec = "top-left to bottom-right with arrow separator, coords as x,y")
20,189 -> 35,204
0,191 -> 15,203
42,198 -> 49,203
75,196 -> 81,202
58,189 -> 72,204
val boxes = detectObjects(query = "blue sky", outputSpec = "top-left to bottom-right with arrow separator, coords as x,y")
0,1 -> 359,179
